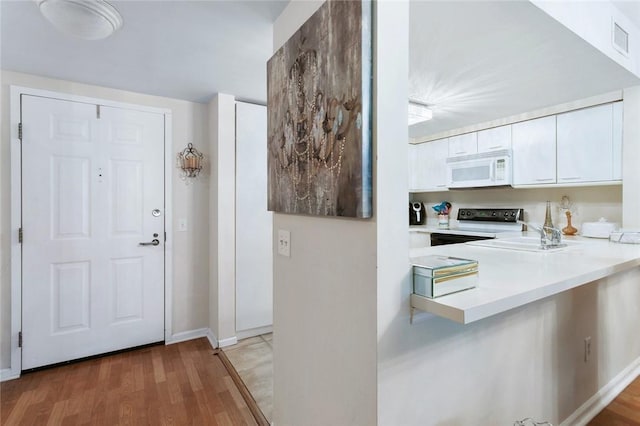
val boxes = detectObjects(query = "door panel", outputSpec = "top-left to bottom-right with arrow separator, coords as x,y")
51,261 -> 91,333
51,156 -> 91,239
22,95 -> 165,369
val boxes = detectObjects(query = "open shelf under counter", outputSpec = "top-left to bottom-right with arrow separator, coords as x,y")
409,237 -> 640,324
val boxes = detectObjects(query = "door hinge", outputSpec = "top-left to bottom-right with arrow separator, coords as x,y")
18,227 -> 23,244
18,123 -> 23,141
96,105 -> 101,119
18,331 -> 22,348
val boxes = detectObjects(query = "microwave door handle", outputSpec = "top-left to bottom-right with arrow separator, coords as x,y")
490,161 -> 496,182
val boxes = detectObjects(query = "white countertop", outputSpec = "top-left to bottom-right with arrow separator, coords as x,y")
409,233 -> 640,324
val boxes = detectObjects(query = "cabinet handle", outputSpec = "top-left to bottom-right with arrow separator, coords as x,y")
487,145 -> 502,149
436,184 -> 447,187
455,151 -> 465,155
535,178 -> 554,182
560,177 -> 581,180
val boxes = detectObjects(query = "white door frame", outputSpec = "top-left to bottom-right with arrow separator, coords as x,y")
7,86 -> 173,380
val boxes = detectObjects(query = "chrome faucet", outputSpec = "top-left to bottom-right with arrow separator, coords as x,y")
518,220 -> 566,250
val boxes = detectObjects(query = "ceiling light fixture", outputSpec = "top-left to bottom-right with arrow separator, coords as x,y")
408,99 -> 433,125
36,0 -> 123,40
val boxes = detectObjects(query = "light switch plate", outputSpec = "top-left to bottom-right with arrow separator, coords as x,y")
278,229 -> 291,257
178,218 -> 187,232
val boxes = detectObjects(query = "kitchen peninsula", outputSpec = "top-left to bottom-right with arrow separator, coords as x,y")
410,234 -> 640,324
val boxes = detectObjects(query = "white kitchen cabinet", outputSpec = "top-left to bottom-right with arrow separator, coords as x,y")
557,103 -> 614,183
409,231 -> 431,248
408,143 -> 419,191
415,138 -> 449,191
448,132 -> 477,157
478,125 -> 511,152
612,101 -> 623,180
512,115 -> 556,185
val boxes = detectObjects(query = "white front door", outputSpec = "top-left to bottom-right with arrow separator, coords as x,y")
21,95 -> 165,370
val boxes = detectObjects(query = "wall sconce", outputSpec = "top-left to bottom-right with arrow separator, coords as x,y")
177,143 -> 205,181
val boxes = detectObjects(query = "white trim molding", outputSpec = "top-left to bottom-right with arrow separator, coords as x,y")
560,355 -> 640,426
8,86 -> 173,380
206,329 -> 218,349
166,328 -> 211,345
236,325 -> 273,341
218,337 -> 238,348
0,368 -> 20,382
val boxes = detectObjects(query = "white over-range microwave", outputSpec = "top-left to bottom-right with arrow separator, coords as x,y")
446,149 -> 512,188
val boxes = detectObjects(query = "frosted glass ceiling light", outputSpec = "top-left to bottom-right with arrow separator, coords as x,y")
408,100 -> 433,125
37,0 -> 123,40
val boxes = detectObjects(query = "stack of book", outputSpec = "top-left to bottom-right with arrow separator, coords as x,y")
412,255 -> 478,298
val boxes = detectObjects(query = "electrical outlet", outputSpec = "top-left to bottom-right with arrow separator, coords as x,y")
278,229 -> 291,257
584,336 -> 592,362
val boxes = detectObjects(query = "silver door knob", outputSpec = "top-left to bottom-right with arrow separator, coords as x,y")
139,239 -> 160,246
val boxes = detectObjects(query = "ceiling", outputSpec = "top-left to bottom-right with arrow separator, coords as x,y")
409,1 -> 640,140
1,0 -> 288,104
2,0 -> 640,137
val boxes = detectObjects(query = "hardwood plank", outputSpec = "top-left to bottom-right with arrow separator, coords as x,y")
1,338 -> 258,426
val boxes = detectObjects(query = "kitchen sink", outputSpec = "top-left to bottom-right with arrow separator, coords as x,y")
466,236 -> 582,252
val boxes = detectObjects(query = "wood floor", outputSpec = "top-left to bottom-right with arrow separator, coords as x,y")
589,375 -> 640,426
3,337 -> 638,425
0,338 -> 257,425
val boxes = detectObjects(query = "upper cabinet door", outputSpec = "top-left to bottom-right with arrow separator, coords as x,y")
612,101 -> 623,180
420,138 -> 449,191
512,116 -> 556,185
448,132 -> 477,157
477,126 -> 511,152
408,144 -> 419,191
557,104 -> 613,183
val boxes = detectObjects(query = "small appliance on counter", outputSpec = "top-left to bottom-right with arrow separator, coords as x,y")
409,202 -> 426,225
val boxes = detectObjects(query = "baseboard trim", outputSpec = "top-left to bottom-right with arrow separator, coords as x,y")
218,336 -> 238,348
560,355 -> 640,426
1,368 -> 20,382
166,327 -> 211,345
206,329 -> 219,349
236,325 -> 273,341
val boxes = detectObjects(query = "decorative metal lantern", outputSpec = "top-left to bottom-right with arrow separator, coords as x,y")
177,143 -> 204,180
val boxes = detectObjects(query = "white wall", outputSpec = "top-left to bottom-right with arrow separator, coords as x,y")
271,1 -> 377,425
207,93 -> 237,346
0,70 -> 210,368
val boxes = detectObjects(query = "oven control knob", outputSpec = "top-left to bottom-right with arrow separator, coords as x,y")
504,212 -> 509,217
491,211 -> 497,216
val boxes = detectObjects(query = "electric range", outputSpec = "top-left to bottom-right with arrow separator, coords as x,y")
430,208 -> 524,246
